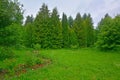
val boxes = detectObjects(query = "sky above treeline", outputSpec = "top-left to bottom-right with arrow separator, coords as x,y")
19,0 -> 120,26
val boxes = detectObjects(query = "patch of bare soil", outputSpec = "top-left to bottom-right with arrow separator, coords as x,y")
15,59 -> 51,76
0,59 -> 51,79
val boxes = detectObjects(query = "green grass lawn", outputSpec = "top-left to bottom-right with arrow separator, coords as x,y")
4,48 -> 120,80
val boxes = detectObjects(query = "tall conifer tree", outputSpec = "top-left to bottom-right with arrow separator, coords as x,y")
50,8 -> 62,48
73,13 -> 85,47
62,13 -> 69,48
34,3 -> 51,48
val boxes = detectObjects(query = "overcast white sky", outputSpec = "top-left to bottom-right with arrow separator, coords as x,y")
19,0 -> 120,26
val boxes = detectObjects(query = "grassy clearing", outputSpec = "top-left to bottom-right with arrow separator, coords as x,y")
2,48 -> 120,80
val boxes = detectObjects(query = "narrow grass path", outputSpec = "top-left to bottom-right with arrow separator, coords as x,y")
9,48 -> 120,80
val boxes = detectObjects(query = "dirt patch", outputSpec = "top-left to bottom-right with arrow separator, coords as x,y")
0,59 -> 51,79
15,59 -> 51,76
0,69 -> 8,80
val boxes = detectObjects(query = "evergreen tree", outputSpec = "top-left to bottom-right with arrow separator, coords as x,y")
68,28 -> 78,48
68,16 -> 74,28
82,13 -> 94,47
73,13 -> 85,47
96,14 -> 120,50
62,13 -> 69,48
34,3 -> 51,48
25,23 -> 35,48
113,15 -> 120,45
24,15 -> 35,48
50,8 -> 62,48
25,15 -> 34,25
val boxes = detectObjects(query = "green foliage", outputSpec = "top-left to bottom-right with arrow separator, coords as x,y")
25,51 -> 43,67
62,13 -> 69,48
0,0 -> 24,48
33,4 -> 63,49
0,47 -> 14,61
35,58 -> 43,64
82,13 -> 94,47
68,16 -> 74,28
2,59 -> 16,73
73,13 -> 85,47
96,14 -> 120,50
33,44 -> 41,50
25,15 -> 34,26
0,0 -> 23,28
73,13 -> 94,48
34,3 -> 51,48
25,57 -> 35,67
68,28 -> 78,48
50,8 -> 63,48
0,2 -> 96,49
24,23 -> 35,48
0,23 -> 25,48
0,49 -> 44,79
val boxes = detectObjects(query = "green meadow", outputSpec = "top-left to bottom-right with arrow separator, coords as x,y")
1,48 -> 119,80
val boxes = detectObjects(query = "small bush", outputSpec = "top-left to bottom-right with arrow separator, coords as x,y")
25,57 -> 43,67
0,47 -> 14,61
33,44 -> 41,50
3,59 -> 16,73
25,56 -> 35,67
25,51 -> 43,67
35,58 -> 43,64
0,59 -> 16,76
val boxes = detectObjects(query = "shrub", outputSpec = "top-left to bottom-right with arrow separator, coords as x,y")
25,51 -> 43,67
25,58 -> 34,67
35,58 -> 43,64
25,57 -> 43,67
3,59 -> 16,73
33,44 -> 41,50
25,54 -> 35,67
0,47 -> 14,61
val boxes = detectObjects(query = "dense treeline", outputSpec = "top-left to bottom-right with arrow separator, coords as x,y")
25,4 -> 94,49
0,1 -> 120,50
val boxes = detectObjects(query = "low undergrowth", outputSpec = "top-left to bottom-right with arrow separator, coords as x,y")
0,49 -> 51,80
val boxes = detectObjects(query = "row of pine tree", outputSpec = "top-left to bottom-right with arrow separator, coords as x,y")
0,0 -> 120,50
25,4 -> 94,49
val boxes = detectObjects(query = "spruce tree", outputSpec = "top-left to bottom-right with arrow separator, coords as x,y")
82,13 -> 94,47
68,16 -> 74,28
62,13 -> 69,48
68,28 -> 78,48
25,15 -> 34,26
50,8 -> 62,48
34,3 -> 51,48
73,13 -> 85,47
25,23 -> 35,48
96,14 -> 120,50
